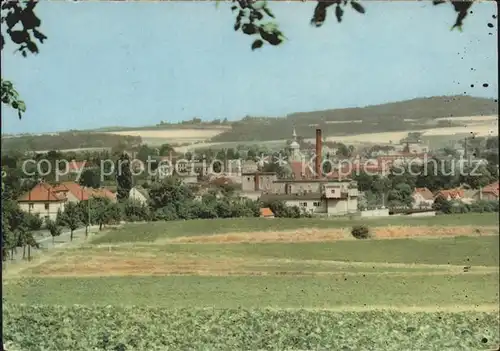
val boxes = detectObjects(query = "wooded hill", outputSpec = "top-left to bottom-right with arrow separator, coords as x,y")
1,132 -> 141,154
211,95 -> 498,142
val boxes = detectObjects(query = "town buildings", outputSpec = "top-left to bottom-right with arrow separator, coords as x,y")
240,128 -> 360,216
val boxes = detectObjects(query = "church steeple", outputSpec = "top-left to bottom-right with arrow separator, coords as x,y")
289,126 -> 300,161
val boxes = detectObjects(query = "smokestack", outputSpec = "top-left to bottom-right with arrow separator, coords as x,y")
315,128 -> 322,178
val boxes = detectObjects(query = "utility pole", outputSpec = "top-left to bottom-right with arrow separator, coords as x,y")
464,132 -> 477,165
464,136 -> 468,160
87,194 -> 91,238
82,186 -> 90,238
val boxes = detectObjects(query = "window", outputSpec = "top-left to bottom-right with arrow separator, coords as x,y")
313,202 -> 321,207
29,203 -> 34,209
300,202 -> 308,207
44,203 -> 49,210
247,177 -> 251,181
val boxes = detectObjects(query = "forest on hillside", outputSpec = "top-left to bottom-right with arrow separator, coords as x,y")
211,96 -> 498,142
1,133 -> 141,154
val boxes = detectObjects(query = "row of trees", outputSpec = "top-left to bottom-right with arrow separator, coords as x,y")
2,198 -> 42,262
1,195 -> 124,263
121,177 -> 305,221
2,174 -> 306,263
433,197 -> 499,214
354,158 -> 498,210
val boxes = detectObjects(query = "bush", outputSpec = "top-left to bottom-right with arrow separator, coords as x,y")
24,213 -> 43,230
264,200 -> 306,218
351,225 -> 371,239
122,199 -> 151,222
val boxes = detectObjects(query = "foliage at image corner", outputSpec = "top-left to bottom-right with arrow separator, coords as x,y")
0,0 -> 479,118
1,79 -> 26,119
0,0 -> 480,119
230,0 -> 476,51
1,0 -> 47,119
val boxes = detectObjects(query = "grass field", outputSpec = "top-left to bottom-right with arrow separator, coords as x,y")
3,213 -> 499,350
91,213 -> 499,244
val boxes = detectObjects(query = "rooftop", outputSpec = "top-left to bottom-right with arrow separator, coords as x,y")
259,207 -> 274,217
273,179 -> 352,183
18,182 -> 66,202
414,187 -> 434,201
241,172 -> 277,176
260,192 -> 323,201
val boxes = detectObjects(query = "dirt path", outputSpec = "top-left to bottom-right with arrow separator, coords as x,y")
29,253 -> 499,278
257,258 -> 499,270
163,226 -> 499,244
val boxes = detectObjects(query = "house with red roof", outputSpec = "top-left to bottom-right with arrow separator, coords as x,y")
18,181 -> 118,221
259,207 -> 275,218
53,182 -> 117,203
52,181 -> 93,202
480,181 -> 499,201
434,189 -> 465,202
17,182 -> 67,221
90,187 -> 117,203
412,187 -> 434,209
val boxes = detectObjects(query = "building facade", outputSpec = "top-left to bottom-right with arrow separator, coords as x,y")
258,179 -> 359,216
17,183 -> 67,221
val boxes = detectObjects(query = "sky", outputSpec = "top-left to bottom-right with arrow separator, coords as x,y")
1,1 -> 498,134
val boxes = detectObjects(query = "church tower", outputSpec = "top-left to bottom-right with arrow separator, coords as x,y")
289,127 -> 301,161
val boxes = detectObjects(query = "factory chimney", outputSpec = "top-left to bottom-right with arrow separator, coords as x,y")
315,128 -> 322,179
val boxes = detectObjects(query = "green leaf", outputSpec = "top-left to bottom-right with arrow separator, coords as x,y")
242,23 -> 257,35
26,40 -> 38,54
251,39 -> 263,51
9,30 -> 28,45
263,6 -> 275,18
253,1 -> 267,10
32,29 -> 47,43
351,1 -> 365,14
17,100 -> 26,112
335,5 -> 344,23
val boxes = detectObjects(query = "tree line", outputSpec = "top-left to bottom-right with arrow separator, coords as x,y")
1,161 -> 309,263
354,159 -> 498,211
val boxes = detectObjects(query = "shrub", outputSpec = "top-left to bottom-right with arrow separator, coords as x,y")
122,199 -> 151,222
351,225 -> 371,239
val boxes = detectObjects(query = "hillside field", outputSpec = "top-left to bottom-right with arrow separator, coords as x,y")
174,116 -> 497,152
3,96 -> 497,152
3,213 -> 499,350
104,127 -> 230,146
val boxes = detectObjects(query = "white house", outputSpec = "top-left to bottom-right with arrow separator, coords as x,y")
412,187 -> 434,209
259,180 -> 359,216
17,183 -> 66,221
129,186 -> 150,205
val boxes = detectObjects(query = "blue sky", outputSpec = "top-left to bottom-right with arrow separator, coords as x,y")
1,1 -> 497,134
